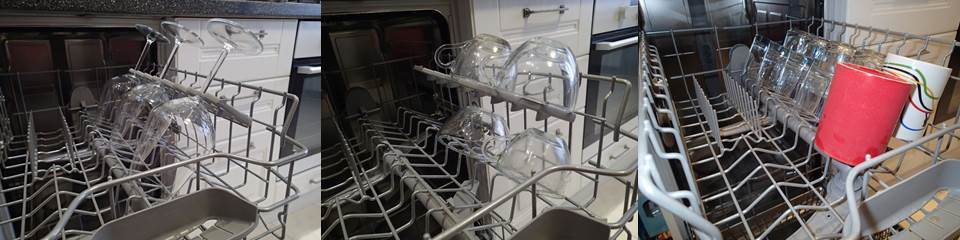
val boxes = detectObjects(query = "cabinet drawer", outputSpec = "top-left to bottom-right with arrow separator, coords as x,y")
174,18 -> 297,81
498,0 -> 581,31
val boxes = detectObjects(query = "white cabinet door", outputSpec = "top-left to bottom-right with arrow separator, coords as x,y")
470,0 -> 594,56
592,0 -> 640,34
294,21 -> 322,59
828,0 -> 960,64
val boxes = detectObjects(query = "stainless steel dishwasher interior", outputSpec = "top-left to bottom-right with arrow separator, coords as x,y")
318,11 -> 461,239
0,24 -> 308,239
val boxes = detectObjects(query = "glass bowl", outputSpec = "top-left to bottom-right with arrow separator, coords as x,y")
497,128 -> 571,198
134,96 -> 216,162
437,34 -> 512,86
115,84 -> 174,138
438,106 -> 509,159
496,37 -> 579,112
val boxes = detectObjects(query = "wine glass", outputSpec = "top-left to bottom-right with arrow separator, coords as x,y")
134,18 -> 263,162
97,24 -> 169,125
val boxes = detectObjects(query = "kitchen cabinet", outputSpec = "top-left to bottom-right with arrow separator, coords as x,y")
173,18 -> 298,86
593,0 -> 640,34
469,0 -> 594,56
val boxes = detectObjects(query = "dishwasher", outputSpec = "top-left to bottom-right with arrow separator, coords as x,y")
637,11 -> 960,240
316,9 -> 640,240
0,20 -> 308,239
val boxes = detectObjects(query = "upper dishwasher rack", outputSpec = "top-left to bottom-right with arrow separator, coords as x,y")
637,16 -> 960,240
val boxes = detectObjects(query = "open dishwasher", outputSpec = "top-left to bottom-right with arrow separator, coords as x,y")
317,10 -> 641,240
637,12 -> 960,240
0,19 -> 308,239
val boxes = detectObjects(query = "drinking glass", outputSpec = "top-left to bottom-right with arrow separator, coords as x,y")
758,42 -> 786,92
134,97 -> 215,162
133,24 -> 170,70
497,128 -> 571,198
435,34 -> 512,86
438,106 -> 509,159
741,35 -> 770,88
795,41 -> 857,120
115,83 -> 173,139
851,48 -> 885,69
804,38 -> 831,61
158,21 -> 204,78
113,22 -> 206,138
821,42 -> 857,73
98,24 -> 169,124
497,37 -> 579,112
134,18 -> 263,161
771,47 -> 814,97
783,29 -> 816,54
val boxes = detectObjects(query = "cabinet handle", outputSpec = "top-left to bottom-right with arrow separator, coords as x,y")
608,144 -> 630,160
297,65 -> 322,74
254,30 -> 268,39
522,5 -> 568,18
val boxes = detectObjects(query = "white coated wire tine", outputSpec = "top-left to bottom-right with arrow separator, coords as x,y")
879,28 -> 891,52
815,18 -> 825,37
850,25 -> 861,46
896,32 -> 910,55
943,44 -> 954,65
861,28 -> 873,48
838,23 -> 848,44
918,36 -> 931,59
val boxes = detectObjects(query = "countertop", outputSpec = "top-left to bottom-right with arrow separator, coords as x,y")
0,0 -> 321,19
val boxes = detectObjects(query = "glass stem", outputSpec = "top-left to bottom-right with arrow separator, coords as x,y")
159,42 -> 181,79
202,48 -> 230,93
135,40 -> 153,70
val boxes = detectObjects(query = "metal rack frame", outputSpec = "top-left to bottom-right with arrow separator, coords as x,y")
0,64 -> 308,240
638,16 -> 960,240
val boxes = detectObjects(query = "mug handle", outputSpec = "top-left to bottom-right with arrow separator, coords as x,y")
480,135 -> 510,162
477,54 -> 512,86
434,41 -> 471,69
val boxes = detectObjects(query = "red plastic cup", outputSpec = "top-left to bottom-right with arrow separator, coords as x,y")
814,63 -> 914,166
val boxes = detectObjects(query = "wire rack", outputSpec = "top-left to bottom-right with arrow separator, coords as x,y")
0,64 -> 308,240
638,15 -> 960,240
319,47 -> 640,239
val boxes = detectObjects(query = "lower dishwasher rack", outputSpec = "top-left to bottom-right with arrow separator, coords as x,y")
637,17 -> 960,239
318,56 -> 640,240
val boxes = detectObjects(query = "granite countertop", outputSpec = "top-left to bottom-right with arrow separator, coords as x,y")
0,0 -> 321,19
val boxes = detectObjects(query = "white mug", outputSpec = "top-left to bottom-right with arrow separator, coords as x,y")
883,53 -> 953,141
